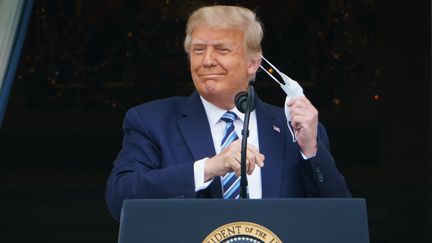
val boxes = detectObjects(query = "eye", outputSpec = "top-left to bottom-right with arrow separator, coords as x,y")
218,48 -> 230,54
192,46 -> 205,54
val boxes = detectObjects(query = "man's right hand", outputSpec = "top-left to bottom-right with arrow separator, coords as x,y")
204,140 -> 265,181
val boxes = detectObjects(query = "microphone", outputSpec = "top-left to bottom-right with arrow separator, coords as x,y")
235,91 -> 255,113
234,81 -> 255,199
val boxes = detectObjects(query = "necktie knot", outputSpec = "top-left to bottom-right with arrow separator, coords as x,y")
221,111 -> 237,124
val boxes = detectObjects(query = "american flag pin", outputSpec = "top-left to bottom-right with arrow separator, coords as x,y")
273,125 -> 280,133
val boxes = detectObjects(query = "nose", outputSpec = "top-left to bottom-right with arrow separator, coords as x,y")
203,48 -> 216,68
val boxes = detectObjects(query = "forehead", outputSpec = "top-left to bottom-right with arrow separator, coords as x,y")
191,26 -> 244,46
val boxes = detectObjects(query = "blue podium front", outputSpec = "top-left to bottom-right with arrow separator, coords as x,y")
118,198 -> 369,243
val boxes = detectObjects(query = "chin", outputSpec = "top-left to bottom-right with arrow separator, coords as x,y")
201,81 -> 220,93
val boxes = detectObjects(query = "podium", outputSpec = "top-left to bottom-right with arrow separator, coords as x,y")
118,198 -> 369,243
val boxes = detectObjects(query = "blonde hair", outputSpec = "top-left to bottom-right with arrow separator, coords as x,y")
184,5 -> 263,58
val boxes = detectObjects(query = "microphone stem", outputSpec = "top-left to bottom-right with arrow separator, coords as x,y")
240,84 -> 254,199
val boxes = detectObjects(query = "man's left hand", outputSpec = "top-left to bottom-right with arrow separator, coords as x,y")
287,96 -> 318,158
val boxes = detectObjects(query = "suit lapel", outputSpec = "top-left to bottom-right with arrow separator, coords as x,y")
177,92 -> 222,198
176,92 -> 286,198
256,99 -> 285,198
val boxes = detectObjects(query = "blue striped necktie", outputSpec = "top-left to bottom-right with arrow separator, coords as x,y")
220,111 -> 240,199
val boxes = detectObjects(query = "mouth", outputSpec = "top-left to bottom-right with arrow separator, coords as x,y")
199,73 -> 225,78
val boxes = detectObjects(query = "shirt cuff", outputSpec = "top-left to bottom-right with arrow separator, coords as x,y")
300,151 -> 316,160
193,158 -> 214,191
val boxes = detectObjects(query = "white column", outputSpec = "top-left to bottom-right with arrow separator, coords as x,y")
0,0 -> 25,89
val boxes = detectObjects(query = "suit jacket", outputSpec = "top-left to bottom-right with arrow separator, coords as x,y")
105,91 -> 351,220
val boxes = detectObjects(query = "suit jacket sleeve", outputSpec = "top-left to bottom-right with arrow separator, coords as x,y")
105,107 -> 197,220
298,123 -> 352,197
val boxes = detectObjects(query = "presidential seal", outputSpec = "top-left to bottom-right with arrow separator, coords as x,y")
203,221 -> 282,243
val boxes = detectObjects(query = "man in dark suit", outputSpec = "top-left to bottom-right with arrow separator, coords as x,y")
105,5 -> 351,220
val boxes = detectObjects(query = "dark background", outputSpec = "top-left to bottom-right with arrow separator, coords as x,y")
1,0 -> 430,242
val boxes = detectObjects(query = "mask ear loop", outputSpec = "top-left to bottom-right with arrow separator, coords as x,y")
259,55 -> 299,143
284,98 -> 297,143
288,121 -> 297,143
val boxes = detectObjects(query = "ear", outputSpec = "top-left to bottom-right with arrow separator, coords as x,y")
247,55 -> 262,75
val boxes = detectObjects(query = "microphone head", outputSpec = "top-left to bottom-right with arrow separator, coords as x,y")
235,91 -> 255,113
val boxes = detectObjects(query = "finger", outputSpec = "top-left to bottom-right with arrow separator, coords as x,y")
295,96 -> 311,105
245,143 -> 261,158
287,96 -> 302,106
223,140 -> 241,154
245,146 -> 263,167
233,155 -> 240,163
290,108 -> 317,128
247,150 -> 259,167
250,154 -> 264,170
247,157 -> 255,175
291,119 -> 303,128
233,162 -> 241,177
233,155 -> 241,168
289,97 -> 314,113
287,96 -> 306,107
232,143 -> 265,170
245,143 -> 260,153
258,153 -> 265,167
233,154 -> 253,175
250,151 -> 265,168
242,142 -> 261,158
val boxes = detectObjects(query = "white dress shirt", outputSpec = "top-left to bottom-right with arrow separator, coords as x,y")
193,96 -> 262,199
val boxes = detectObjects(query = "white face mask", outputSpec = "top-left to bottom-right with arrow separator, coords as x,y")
259,55 -> 304,142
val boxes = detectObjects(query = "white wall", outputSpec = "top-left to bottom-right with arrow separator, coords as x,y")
0,0 -> 25,91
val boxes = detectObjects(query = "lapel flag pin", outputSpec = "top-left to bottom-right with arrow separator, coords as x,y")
273,125 -> 280,133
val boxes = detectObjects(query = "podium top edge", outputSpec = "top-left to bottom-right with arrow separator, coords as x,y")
123,198 -> 366,204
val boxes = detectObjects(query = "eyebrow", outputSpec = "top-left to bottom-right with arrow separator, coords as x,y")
191,40 -> 227,46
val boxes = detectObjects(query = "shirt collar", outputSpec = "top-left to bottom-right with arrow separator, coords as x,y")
199,96 -> 244,126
